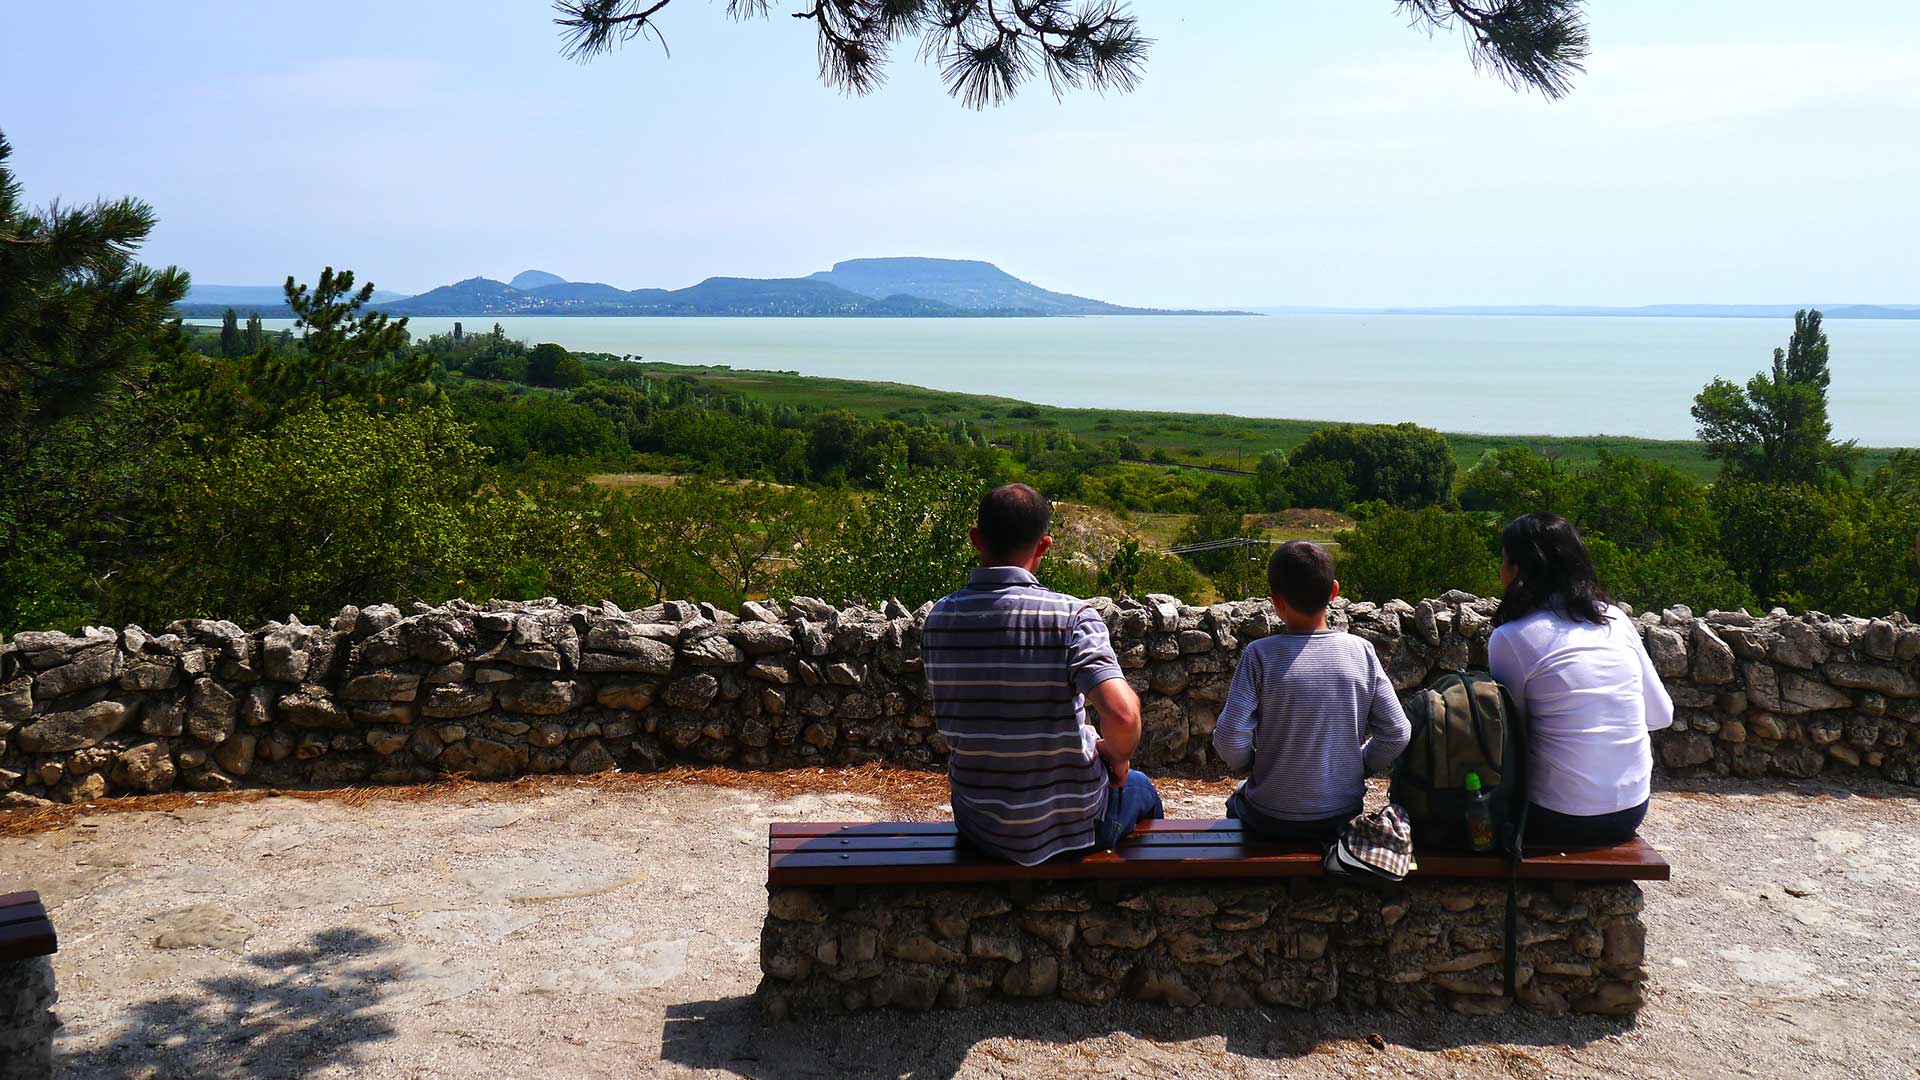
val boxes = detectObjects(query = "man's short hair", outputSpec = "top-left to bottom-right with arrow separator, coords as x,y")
1267,541 -> 1337,614
976,483 -> 1053,562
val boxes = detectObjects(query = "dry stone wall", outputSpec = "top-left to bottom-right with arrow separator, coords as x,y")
758,878 -> 1650,1018
0,956 -> 56,1080
3,593 -> 1918,804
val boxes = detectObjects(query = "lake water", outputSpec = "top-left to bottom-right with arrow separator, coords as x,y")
201,314 -> 1920,445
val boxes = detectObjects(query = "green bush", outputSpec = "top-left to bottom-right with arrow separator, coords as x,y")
1335,506 -> 1500,603
787,464 -> 984,605
1290,422 -> 1456,508
130,404 -> 486,624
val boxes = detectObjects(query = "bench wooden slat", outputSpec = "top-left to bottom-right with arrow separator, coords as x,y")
0,900 -> 48,928
768,844 -> 1666,883
769,830 -> 1271,854
0,919 -> 57,961
770,820 -> 1246,839
765,821 -> 1669,887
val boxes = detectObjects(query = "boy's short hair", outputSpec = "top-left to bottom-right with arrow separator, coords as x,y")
976,483 -> 1052,562
1268,541 -> 1337,614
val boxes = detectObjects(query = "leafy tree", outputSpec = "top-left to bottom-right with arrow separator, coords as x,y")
218,308 -> 243,357
1254,450 -> 1291,511
453,392 -> 623,464
804,408 -> 862,483
1711,477 -> 1917,615
0,130 -> 188,453
243,312 -> 265,354
1130,548 -> 1208,604
1174,500 -> 1255,575
460,465 -> 650,608
1564,453 -> 1716,551
1098,538 -> 1145,598
1281,458 -> 1355,512
1289,422 -> 1456,508
1691,309 -> 1854,484
1335,506 -> 1500,602
128,404 -> 487,624
0,131 -> 189,628
1458,447 -> 1571,514
1585,537 -> 1754,615
1209,545 -> 1270,603
554,0 -> 1589,104
788,463 -> 984,605
527,342 -> 588,388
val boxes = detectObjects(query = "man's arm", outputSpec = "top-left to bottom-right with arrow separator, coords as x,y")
1067,606 -> 1136,785
1086,676 -> 1142,786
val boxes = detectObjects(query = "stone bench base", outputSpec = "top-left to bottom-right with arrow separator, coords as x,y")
759,878 -> 1647,1018
0,956 -> 56,1080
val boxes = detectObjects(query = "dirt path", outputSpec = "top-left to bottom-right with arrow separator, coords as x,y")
2,773 -> 1916,1080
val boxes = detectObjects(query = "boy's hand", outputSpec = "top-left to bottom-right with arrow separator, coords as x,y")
1096,738 -> 1130,788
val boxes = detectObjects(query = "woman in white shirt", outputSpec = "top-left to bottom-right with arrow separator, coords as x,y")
1488,513 -> 1673,847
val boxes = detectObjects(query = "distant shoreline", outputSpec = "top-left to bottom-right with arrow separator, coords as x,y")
178,303 -> 1917,322
174,305 -> 1258,320
1250,304 -> 1920,320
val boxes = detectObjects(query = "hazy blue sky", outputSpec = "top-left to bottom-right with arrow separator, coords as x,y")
4,2 -> 1915,307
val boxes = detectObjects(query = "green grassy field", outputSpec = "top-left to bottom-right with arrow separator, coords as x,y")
633,362 -> 1901,481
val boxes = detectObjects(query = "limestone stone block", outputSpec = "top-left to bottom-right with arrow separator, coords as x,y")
15,700 -> 132,753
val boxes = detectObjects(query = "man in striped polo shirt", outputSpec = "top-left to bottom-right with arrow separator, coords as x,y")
923,483 -> 1161,866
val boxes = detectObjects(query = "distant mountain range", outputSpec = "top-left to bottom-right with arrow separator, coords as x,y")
174,257 -> 1250,319
180,283 -> 410,308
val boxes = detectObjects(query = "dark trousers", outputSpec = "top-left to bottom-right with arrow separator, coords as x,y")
1094,770 -> 1165,849
1225,787 -> 1354,845
1526,799 -> 1648,848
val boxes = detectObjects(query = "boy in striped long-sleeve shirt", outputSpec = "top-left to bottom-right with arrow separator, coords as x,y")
1212,542 -> 1411,843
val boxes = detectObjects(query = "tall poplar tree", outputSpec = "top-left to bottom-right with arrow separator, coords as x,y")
218,307 -> 243,357
1691,310 -> 1855,484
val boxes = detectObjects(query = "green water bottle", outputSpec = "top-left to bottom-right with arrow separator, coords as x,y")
1464,771 -> 1496,853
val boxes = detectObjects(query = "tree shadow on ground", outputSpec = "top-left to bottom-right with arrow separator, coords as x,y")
58,927 -> 403,1080
661,994 -> 1631,1080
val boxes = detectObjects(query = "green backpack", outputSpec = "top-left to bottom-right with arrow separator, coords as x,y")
1389,670 -> 1528,853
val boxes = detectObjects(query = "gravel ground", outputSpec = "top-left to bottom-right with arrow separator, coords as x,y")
2,772 -> 1916,1080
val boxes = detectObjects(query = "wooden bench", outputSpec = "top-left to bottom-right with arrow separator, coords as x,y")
768,819 -> 1670,886
760,820 -> 1666,1018
0,890 -> 58,1080
0,891 -> 57,963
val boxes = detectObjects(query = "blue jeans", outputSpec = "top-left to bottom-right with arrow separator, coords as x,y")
1094,770 -> 1165,849
1526,799 -> 1647,848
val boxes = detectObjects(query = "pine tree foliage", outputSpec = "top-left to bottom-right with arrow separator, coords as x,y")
1398,0 -> 1589,99
0,130 -> 188,451
554,0 -> 1590,106
256,267 -> 436,412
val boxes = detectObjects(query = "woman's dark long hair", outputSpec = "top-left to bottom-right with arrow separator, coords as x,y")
1493,512 -> 1612,627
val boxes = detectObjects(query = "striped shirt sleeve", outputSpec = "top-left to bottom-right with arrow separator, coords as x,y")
1066,606 -> 1123,694
1212,644 -> 1262,774
1361,644 -> 1412,773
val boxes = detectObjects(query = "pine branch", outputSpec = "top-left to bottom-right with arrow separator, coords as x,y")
1398,0 -> 1589,99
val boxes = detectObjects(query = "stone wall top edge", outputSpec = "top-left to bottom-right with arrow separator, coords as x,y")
3,592 -> 1915,655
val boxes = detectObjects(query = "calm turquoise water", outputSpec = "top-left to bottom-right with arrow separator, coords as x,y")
205,314 -> 1920,445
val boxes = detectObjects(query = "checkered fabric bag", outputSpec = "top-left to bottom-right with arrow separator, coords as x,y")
1323,803 -> 1414,883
